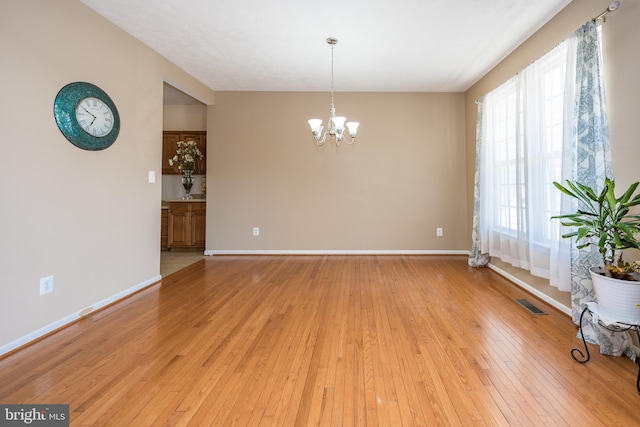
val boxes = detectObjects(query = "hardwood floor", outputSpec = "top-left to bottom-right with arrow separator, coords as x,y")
160,250 -> 206,278
1,255 -> 639,426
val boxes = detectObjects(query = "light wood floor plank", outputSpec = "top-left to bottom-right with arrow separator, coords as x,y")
1,255 -> 639,426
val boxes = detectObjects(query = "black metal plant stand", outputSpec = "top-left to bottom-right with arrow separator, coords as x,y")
573,304 -> 640,395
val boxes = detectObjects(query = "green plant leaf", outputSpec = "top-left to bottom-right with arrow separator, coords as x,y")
576,227 -> 591,241
598,233 -> 608,248
576,210 -> 597,217
619,182 -> 639,204
604,178 -> 618,210
624,194 -> 640,207
553,181 -> 577,198
573,181 -> 599,206
615,206 -> 630,222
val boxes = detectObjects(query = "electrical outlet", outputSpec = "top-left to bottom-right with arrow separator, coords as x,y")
436,228 -> 443,237
40,275 -> 54,295
253,227 -> 260,236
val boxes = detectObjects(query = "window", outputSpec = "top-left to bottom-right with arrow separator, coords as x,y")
479,40 -> 569,276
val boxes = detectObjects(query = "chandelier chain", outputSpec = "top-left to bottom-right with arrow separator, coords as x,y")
330,42 -> 335,109
307,36 -> 360,147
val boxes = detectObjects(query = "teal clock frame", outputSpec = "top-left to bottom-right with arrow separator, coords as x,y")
54,82 -> 120,151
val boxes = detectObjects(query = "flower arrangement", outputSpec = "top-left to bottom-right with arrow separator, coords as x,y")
168,140 -> 203,173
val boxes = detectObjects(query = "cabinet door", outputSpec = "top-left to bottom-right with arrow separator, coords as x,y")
161,209 -> 169,250
191,203 -> 206,248
197,134 -> 206,174
168,203 -> 191,248
162,132 -> 182,175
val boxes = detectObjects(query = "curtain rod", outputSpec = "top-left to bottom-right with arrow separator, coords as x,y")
593,1 -> 620,22
474,3 -> 620,105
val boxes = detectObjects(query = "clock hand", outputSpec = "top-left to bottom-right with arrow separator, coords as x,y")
81,106 -> 96,119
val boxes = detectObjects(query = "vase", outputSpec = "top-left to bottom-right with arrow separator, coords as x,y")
182,170 -> 193,200
590,267 -> 640,324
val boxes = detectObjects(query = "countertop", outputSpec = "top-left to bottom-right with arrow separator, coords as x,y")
162,198 -> 206,208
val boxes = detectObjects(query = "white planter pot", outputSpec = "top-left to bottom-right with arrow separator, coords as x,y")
590,267 -> 640,324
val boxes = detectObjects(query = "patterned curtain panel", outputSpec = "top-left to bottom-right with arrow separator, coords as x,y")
566,21 -> 613,317
565,21 -> 636,359
468,97 -> 489,268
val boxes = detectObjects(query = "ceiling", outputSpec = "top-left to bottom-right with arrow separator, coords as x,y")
81,0 -> 571,94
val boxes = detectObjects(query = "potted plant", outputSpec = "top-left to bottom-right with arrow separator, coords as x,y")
552,178 -> 640,323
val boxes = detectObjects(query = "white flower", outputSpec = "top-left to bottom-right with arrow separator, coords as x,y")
168,140 -> 203,173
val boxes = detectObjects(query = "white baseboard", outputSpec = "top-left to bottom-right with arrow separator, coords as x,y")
0,275 -> 162,357
487,263 -> 571,316
204,249 -> 470,256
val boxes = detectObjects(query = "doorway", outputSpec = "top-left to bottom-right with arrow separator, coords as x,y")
161,83 -> 208,277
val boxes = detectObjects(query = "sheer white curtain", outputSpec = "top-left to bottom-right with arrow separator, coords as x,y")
478,41 -> 571,289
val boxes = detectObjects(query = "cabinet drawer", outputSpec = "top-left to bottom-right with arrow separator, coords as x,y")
191,202 -> 206,212
169,203 -> 190,214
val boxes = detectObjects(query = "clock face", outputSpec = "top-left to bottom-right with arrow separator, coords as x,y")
54,82 -> 120,151
76,97 -> 115,137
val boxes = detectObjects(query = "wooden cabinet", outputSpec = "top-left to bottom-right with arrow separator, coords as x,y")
161,208 -> 169,250
162,131 -> 206,175
167,202 -> 206,249
191,204 -> 207,248
162,132 -> 181,175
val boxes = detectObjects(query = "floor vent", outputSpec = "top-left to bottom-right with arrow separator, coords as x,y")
515,298 -> 547,315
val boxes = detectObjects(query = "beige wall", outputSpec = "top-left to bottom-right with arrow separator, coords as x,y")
206,91 -> 468,252
0,0 -> 214,352
163,105 -> 207,131
464,1 -> 640,296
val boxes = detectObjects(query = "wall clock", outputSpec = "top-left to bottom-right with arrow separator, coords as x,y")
54,82 -> 120,151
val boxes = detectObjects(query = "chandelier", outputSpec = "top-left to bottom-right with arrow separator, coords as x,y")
308,37 -> 360,147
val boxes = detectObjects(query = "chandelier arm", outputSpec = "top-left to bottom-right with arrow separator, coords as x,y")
312,131 -> 328,146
